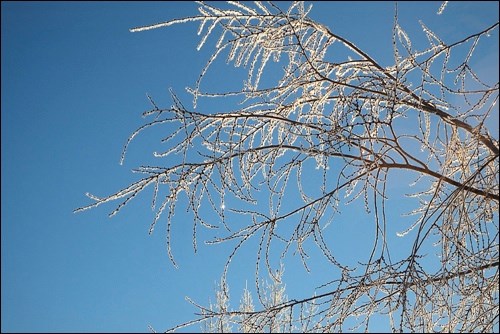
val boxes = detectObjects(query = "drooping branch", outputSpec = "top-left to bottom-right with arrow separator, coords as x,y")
79,2 -> 499,332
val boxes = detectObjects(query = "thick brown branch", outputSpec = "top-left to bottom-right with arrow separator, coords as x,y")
308,19 -> 500,156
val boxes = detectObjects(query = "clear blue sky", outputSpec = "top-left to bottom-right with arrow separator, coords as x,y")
2,1 -> 498,333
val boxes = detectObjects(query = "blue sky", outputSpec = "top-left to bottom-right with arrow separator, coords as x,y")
2,1 -> 498,333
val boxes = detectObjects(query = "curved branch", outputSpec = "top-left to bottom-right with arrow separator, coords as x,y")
307,19 -> 500,156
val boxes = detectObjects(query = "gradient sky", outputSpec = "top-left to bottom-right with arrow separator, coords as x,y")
2,1 -> 498,333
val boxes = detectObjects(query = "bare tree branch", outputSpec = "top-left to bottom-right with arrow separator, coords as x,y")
77,2 -> 499,332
